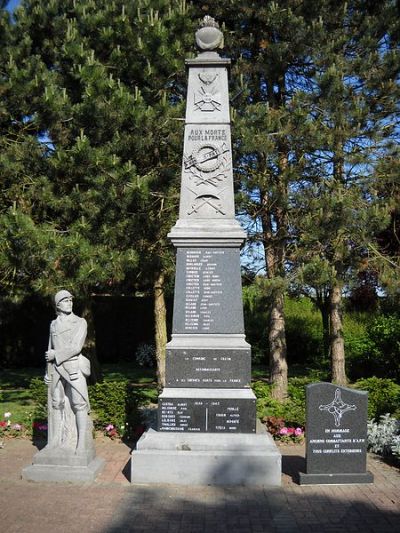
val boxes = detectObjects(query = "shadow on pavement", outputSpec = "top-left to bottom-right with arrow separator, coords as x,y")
281,454 -> 306,484
103,483 -> 400,533
122,457 -> 131,483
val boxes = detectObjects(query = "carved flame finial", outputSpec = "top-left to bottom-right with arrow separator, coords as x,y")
195,16 -> 224,51
200,15 -> 220,29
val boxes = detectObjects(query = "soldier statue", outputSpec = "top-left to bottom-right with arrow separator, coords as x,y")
44,290 -> 91,454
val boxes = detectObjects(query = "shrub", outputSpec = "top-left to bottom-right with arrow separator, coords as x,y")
243,291 -> 327,367
263,416 -> 285,436
29,377 -> 48,421
242,285 -> 268,364
284,298 -> 325,367
89,380 -> 141,439
283,377 -> 314,426
343,313 -> 400,382
367,414 -> 400,457
135,343 -> 156,368
262,416 -> 305,443
251,381 -> 282,419
251,377 -> 309,428
344,312 -> 375,380
354,377 -> 400,419
367,314 -> 400,381
28,377 -> 144,441
391,435 -> 400,459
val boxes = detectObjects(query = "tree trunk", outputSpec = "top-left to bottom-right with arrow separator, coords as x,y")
81,298 -> 102,384
154,271 -> 167,389
329,284 -> 347,385
321,304 -> 330,361
269,292 -> 288,400
315,292 -> 330,361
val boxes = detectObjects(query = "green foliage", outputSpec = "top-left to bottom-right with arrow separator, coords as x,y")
343,312 -> 375,380
0,0 -> 195,302
368,315 -> 400,381
252,376 -> 313,427
367,414 -> 400,459
1,365 -> 156,441
284,377 -> 314,426
242,285 -> 268,363
251,380 -> 280,419
28,377 -> 47,421
28,376 -> 49,439
89,380 -> 141,438
243,292 -> 328,368
135,342 -> 156,368
345,314 -> 400,381
354,377 -> 400,420
285,298 -> 325,367
391,435 -> 400,459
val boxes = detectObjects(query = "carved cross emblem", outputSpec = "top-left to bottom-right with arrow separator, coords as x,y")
319,388 -> 357,427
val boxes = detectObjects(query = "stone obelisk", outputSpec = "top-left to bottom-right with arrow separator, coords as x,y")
131,17 -> 281,486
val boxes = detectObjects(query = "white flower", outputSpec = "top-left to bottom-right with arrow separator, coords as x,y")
4,412 -> 11,418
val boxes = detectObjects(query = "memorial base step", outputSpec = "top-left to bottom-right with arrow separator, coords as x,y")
299,471 -> 374,485
131,422 -> 281,486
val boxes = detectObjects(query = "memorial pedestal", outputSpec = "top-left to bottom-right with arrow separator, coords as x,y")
131,18 -> 281,487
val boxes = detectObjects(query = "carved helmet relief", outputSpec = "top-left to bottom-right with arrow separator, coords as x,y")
194,71 -> 221,113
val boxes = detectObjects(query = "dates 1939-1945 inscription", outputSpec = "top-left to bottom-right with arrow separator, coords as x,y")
159,397 -> 256,433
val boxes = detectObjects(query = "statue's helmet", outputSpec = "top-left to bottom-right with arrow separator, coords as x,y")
54,289 -> 73,307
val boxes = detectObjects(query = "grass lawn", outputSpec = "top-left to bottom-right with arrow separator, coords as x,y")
101,362 -> 157,384
0,367 -> 43,390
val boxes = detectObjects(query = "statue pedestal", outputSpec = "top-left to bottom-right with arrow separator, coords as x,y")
22,445 -> 105,482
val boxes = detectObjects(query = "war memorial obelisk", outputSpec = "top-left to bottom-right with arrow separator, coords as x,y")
131,17 -> 281,486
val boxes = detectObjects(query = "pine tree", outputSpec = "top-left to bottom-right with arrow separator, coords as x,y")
195,1 -> 331,399
0,0 -> 195,382
290,1 -> 400,384
193,0 -> 400,389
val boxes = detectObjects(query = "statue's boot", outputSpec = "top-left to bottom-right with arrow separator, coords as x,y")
75,410 -> 87,454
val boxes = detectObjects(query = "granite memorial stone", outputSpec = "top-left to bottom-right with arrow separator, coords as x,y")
22,290 -> 104,482
299,382 -> 373,485
131,16 -> 281,486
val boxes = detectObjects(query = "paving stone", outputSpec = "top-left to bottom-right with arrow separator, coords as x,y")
0,439 -> 399,532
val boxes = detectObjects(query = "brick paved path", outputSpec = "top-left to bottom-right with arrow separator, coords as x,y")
0,439 -> 398,533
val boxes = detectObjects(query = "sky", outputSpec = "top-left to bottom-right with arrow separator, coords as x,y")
6,0 -> 20,12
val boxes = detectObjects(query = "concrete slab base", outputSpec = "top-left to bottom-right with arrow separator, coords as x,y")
299,471 -> 374,485
131,423 -> 281,486
22,446 -> 105,483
